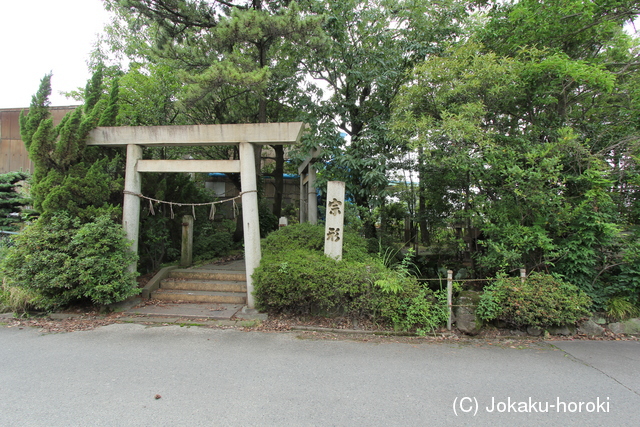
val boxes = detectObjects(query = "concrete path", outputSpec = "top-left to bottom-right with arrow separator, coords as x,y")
123,302 -> 245,320
196,259 -> 245,271
0,324 -> 638,426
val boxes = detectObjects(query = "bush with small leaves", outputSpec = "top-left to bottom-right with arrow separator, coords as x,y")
253,249 -> 377,316
261,222 -> 370,262
1,213 -> 139,311
253,225 -> 448,333
477,272 -> 592,328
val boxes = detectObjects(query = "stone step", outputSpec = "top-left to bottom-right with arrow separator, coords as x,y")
168,269 -> 246,282
160,278 -> 247,293
151,289 -> 247,304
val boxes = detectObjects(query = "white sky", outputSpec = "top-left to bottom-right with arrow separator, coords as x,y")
0,1 -> 636,111
0,0 -> 113,109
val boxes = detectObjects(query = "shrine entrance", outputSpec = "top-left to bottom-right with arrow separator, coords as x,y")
87,122 -> 306,308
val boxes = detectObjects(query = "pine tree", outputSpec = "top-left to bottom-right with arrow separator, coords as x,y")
19,72 -> 122,220
106,0 -> 324,218
6,73 -> 139,311
19,74 -> 51,153
0,172 -> 30,231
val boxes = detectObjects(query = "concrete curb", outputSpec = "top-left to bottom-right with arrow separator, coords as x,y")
106,297 -> 144,313
235,306 -> 268,321
0,312 -> 15,320
116,316 -> 262,328
140,265 -> 179,299
290,325 -> 433,336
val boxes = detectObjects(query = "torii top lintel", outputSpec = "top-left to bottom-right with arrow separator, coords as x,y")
86,122 -> 306,147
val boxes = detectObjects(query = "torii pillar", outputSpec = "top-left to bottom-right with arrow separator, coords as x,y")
122,144 -> 143,265
238,141 -> 261,308
298,148 -> 320,224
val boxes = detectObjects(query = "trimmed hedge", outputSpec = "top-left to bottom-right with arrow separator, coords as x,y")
261,222 -> 370,262
476,272 -> 592,328
253,249 -> 377,315
253,224 -> 448,333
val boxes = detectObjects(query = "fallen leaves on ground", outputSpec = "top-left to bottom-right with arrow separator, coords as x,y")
1,308 -> 637,346
4,313 -> 121,333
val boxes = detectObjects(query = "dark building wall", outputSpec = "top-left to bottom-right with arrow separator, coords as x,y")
0,106 -> 76,173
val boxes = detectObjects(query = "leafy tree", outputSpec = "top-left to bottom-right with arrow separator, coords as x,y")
480,0 -> 639,60
294,0 -> 470,238
116,62 -> 186,127
102,0 -> 473,241
392,1 -> 640,308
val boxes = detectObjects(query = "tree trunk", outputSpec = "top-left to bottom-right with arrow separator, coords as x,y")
418,146 -> 429,245
227,173 -> 245,242
354,193 -> 377,239
272,145 -> 285,218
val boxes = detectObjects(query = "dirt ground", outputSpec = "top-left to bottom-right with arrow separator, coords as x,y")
1,305 -> 637,347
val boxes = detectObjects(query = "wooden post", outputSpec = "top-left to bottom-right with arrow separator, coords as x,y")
180,215 -> 194,267
447,270 -> 453,331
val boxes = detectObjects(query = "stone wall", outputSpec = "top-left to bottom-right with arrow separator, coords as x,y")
452,289 -> 640,337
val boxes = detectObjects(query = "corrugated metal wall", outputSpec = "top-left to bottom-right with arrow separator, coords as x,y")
0,106 -> 76,173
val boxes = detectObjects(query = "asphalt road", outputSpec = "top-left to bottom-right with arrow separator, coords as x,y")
1,324 -> 638,426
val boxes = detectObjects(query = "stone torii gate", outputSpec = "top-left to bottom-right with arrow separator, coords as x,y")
87,122 -> 306,309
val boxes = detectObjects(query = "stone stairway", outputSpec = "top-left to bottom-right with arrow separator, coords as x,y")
151,268 -> 247,304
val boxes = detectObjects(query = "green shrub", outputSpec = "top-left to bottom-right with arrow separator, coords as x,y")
477,272 -> 592,328
1,213 -> 139,311
262,222 -> 325,253
605,296 -> 640,321
253,249 -> 377,315
1,239 -> 37,314
253,225 -> 448,333
261,222 -> 370,262
372,269 -> 448,334
193,219 -> 235,261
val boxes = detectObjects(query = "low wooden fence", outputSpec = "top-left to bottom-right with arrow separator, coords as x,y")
419,269 -> 528,331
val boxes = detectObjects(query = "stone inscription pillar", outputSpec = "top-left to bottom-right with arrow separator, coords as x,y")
324,181 -> 345,260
